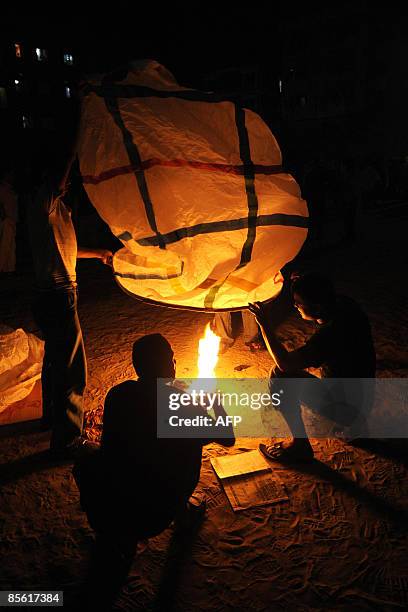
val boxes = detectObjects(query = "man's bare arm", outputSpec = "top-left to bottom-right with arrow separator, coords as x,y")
77,247 -> 113,266
249,302 -> 306,372
211,401 -> 235,447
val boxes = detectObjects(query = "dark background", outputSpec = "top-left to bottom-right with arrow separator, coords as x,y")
2,2 -> 408,167
2,1 -> 408,254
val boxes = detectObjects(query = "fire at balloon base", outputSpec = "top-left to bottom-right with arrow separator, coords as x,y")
185,323 -> 221,396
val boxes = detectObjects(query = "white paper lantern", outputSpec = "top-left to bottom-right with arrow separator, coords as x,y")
79,60 -> 308,310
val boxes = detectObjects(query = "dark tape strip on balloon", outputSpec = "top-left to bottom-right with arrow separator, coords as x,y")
126,214 -> 308,247
100,74 -> 166,251
203,104 -> 258,308
235,105 -> 258,269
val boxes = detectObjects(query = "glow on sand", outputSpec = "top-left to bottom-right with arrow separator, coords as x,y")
197,323 -> 220,378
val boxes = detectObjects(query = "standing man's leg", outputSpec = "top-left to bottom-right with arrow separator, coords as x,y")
211,312 -> 234,352
39,339 -> 54,431
33,288 -> 86,451
32,294 -> 56,431
52,288 -> 86,449
242,310 -> 261,348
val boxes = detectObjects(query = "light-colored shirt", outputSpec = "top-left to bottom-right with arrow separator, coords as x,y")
28,179 -> 77,290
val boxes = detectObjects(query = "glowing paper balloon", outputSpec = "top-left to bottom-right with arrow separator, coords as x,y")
78,60 -> 308,310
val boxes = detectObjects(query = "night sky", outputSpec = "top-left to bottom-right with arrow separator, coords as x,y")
1,3 -> 356,81
3,4 -> 274,76
3,2 -> 407,82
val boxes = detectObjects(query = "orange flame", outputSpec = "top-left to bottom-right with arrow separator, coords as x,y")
197,323 -> 220,378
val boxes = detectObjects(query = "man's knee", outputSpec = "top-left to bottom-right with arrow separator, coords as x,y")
268,367 -> 307,414
269,364 -> 286,379
269,365 -> 296,393
270,365 -> 312,379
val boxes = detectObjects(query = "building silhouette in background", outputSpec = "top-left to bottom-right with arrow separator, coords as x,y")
0,36 -> 78,167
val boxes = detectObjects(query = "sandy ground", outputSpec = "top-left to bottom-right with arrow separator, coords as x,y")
0,212 -> 407,611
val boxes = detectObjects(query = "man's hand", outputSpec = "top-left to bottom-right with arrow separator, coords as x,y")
248,301 -> 269,328
97,249 -> 113,266
77,247 -> 113,266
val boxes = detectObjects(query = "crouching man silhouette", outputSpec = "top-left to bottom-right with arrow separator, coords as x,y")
249,273 -> 376,463
73,333 -> 235,606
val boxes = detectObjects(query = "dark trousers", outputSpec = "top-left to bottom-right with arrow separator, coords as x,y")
73,452 -> 195,607
73,451 -> 179,542
32,287 -> 86,449
268,366 -> 370,438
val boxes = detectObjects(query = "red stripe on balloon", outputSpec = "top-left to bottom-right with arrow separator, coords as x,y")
82,158 -> 283,184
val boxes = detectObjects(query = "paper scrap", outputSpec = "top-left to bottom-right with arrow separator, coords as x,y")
211,450 -> 288,512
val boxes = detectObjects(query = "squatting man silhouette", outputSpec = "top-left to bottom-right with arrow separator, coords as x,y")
73,333 -> 235,605
249,273 -> 376,463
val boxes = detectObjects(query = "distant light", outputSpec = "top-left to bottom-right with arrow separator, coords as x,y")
35,48 -> 47,61
63,53 -> 74,65
15,43 -> 22,58
14,79 -> 20,85
22,115 -> 30,128
65,85 -> 71,98
279,79 -> 282,93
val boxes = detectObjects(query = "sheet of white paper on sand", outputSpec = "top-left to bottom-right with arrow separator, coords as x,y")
211,450 -> 288,511
210,449 -> 271,479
